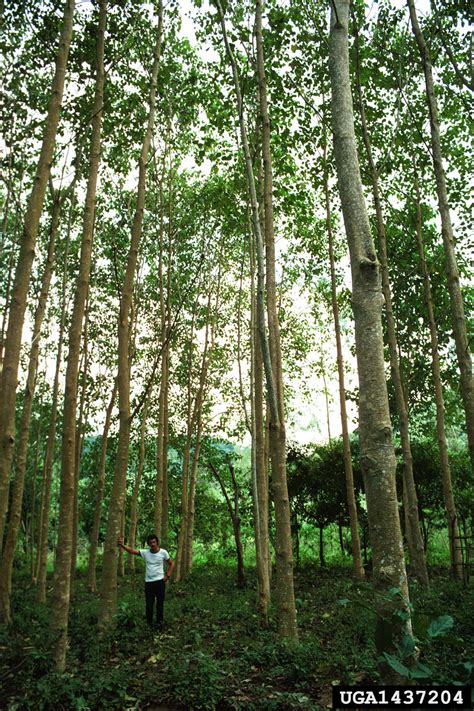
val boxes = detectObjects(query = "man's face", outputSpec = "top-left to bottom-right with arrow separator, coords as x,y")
149,538 -> 159,552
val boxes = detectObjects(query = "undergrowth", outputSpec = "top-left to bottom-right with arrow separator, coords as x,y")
0,563 -> 472,710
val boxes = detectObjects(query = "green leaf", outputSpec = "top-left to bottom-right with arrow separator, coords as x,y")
410,662 -> 433,679
399,633 -> 415,659
427,615 -> 454,638
382,653 -> 411,678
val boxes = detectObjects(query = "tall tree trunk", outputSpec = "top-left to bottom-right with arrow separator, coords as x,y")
0,144 -> 13,264
329,0 -> 411,675
128,393 -> 148,574
154,178 -> 167,538
183,256 -> 222,577
0,198 -> 21,373
160,195 -> 173,545
50,1 -> 106,670
323,132 -> 364,581
210,461 -> 246,588
87,379 -> 118,591
218,0 -> 294,634
338,522 -> 345,556
237,254 -> 251,435
228,460 -> 246,588
35,193 -> 73,603
0,192 -> 61,623
28,434 -> 39,581
412,165 -> 463,580
420,507 -> 428,552
353,26 -> 429,587
255,0 -> 297,641
402,481 -> 413,558
98,3 -> 163,631
160,161 -> 174,546
174,312 -> 196,582
293,511 -> 300,569
321,365 -> 332,441
118,510 -> 125,578
25,418 -> 42,573
250,227 -> 271,619
407,0 -> 474,474
0,237 -> 16,371
184,415 -> 203,576
0,0 -> 75,547
177,290 -> 212,579
319,526 -> 325,567
161,347 -> 170,544
70,303 -> 90,591
154,378 -> 165,540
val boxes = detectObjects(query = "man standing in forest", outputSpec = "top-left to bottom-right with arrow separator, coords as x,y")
117,535 -> 174,630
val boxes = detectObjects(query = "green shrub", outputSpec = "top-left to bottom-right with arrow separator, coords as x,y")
161,650 -> 225,709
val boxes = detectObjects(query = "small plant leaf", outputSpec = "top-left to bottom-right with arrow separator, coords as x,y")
410,662 -> 432,679
427,615 -> 454,638
382,653 -> 411,677
399,633 -> 416,658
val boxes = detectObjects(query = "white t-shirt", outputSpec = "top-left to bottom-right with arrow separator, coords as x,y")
138,548 -> 170,582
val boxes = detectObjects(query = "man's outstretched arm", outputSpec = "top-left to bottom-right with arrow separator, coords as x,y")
117,537 -> 140,555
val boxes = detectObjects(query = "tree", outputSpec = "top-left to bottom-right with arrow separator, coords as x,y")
323,125 -> 364,581
86,378 -> 117,591
216,0 -> 298,641
35,192 -> 74,604
329,0 -> 411,676
98,0 -> 163,632
412,164 -> 463,579
255,0 -> 298,641
353,16 -> 428,587
0,0 -> 75,547
209,448 -> 246,588
407,0 -> 474,475
0,187 -> 64,623
50,0 -> 107,670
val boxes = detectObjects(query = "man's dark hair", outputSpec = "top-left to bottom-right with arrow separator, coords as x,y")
147,534 -> 159,544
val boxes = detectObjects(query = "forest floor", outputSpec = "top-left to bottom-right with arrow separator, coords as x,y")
1,562 -> 473,710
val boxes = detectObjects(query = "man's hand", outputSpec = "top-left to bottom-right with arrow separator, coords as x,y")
117,539 -> 139,556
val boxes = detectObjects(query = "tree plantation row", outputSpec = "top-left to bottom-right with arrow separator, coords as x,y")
0,0 -> 472,685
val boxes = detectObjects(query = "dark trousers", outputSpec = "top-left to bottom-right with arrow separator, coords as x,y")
144,579 -> 165,625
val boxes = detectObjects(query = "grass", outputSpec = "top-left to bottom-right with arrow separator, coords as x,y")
0,562 -> 473,710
